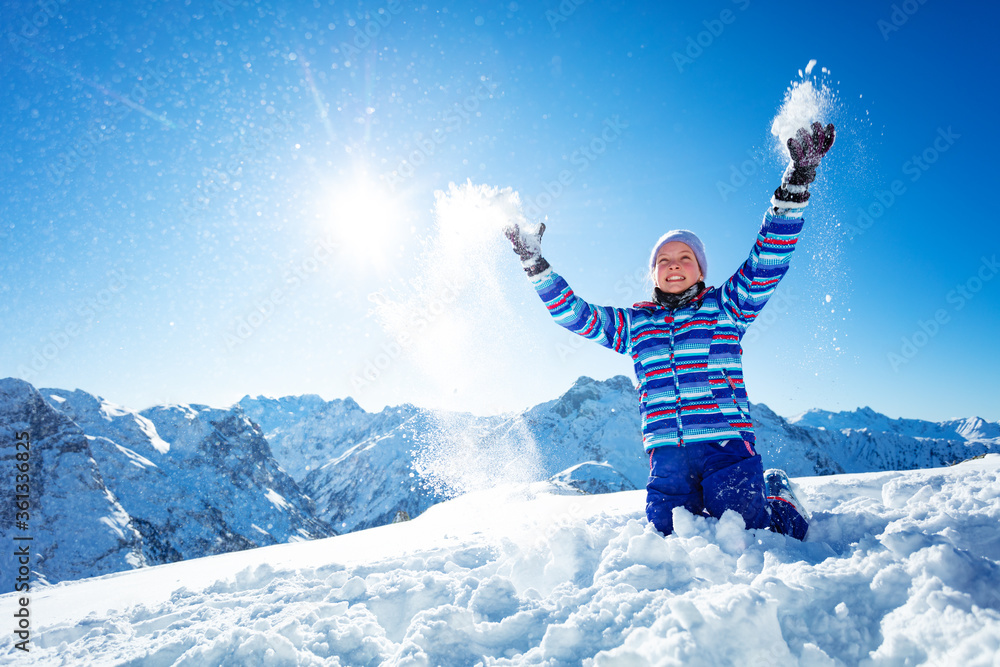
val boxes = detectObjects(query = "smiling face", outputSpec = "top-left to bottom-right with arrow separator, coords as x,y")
653,241 -> 704,294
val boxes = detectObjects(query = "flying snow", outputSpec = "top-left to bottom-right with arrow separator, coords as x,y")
770,62 -> 836,160
370,181 -> 543,495
370,182 -> 532,401
768,62 -> 855,379
415,411 -> 544,499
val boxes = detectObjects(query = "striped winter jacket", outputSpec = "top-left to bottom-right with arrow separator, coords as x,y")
529,211 -> 804,451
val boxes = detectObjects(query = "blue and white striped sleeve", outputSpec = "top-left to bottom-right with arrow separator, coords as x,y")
720,211 -> 805,334
528,268 -> 632,355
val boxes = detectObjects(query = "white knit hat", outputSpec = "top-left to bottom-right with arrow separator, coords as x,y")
649,229 -> 707,279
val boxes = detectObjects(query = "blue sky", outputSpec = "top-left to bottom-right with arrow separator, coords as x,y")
2,0 -> 998,422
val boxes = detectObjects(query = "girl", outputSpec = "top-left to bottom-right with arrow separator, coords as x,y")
505,122 -> 835,539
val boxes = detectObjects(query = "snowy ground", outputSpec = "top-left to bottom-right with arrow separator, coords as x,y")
5,455 -> 999,666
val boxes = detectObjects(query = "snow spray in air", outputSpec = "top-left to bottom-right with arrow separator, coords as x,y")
764,60 -> 867,381
371,181 -> 544,497
415,412 -> 543,499
770,60 -> 836,161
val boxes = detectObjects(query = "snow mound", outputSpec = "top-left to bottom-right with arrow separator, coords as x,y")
10,456 -> 999,665
550,461 -> 637,494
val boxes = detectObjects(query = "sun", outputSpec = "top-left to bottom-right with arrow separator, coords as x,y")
320,175 -> 406,269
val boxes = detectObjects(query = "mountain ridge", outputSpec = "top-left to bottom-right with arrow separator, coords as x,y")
2,374 -> 997,591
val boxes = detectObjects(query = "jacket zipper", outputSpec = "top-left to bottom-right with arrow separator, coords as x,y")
667,296 -> 707,445
722,369 -> 751,424
667,309 -> 684,446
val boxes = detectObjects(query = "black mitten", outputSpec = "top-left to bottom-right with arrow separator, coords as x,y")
504,223 -> 550,276
772,122 -> 836,208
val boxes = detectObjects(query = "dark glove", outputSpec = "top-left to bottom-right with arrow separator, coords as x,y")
786,122 -> 836,185
772,122 -> 836,208
504,222 -> 550,276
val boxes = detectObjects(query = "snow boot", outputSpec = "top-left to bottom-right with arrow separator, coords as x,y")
764,468 -> 810,540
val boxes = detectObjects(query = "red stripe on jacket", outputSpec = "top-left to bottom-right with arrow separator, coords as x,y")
546,289 -> 574,311
675,363 -> 707,371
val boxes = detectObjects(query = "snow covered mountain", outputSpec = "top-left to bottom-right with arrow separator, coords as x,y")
790,405 -> 1000,440
299,405 -> 455,534
754,400 -> 1000,476
0,379 -> 145,588
241,375 -> 647,535
2,374 -> 998,593
6,455 -> 999,665
0,379 -> 331,593
236,393 -> 374,481
251,375 -> 999,519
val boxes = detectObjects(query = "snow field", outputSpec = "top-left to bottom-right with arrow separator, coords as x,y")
7,456 -> 999,665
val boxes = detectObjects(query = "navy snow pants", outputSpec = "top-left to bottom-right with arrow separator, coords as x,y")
645,439 -> 807,540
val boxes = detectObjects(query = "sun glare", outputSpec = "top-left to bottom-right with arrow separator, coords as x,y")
322,176 -> 405,268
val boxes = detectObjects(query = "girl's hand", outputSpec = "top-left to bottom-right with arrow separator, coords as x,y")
772,122 -> 836,209
786,122 -> 836,185
504,223 -> 550,276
